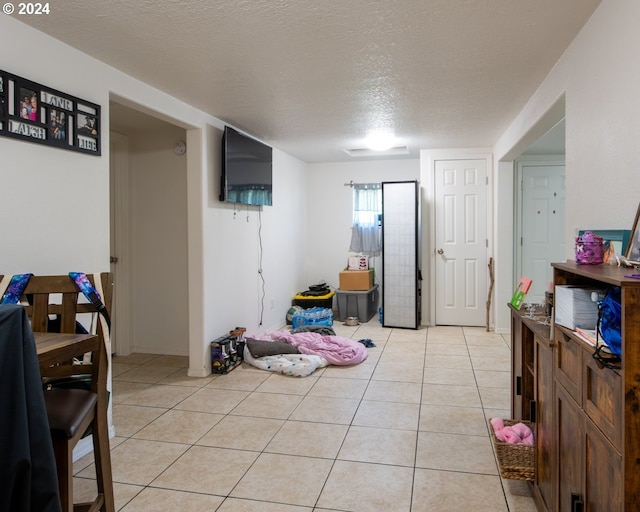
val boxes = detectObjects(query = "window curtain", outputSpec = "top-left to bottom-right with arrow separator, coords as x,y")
349,183 -> 382,256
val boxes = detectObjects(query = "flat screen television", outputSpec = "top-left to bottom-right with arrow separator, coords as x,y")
220,126 -> 273,206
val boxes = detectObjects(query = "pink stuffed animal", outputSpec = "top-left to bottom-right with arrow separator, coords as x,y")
490,418 -> 534,445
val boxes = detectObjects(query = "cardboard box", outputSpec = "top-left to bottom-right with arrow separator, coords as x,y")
339,269 -> 374,291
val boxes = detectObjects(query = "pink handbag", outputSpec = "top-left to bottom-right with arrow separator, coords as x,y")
575,231 -> 604,264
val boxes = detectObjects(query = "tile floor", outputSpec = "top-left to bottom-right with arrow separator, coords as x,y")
73,321 -> 538,511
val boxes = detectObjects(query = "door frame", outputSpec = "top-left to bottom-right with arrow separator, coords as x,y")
109,131 -> 133,356
514,155 -> 566,298
420,149 -> 493,327
109,96 -> 207,375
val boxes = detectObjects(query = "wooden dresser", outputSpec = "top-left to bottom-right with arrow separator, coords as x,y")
509,261 -> 640,511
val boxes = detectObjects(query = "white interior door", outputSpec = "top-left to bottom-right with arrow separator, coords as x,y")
435,159 -> 487,326
518,161 -> 566,304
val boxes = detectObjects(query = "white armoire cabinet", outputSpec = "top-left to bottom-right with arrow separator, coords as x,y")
381,180 -> 421,329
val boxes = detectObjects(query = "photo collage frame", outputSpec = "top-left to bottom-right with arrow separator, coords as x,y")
0,70 -> 101,155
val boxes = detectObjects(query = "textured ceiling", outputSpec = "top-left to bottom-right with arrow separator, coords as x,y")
18,0 -> 600,162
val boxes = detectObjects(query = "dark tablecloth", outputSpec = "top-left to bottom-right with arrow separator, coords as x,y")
0,304 -> 61,512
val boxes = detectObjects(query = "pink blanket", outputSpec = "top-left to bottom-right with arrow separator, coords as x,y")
269,331 -> 368,365
490,418 -> 534,445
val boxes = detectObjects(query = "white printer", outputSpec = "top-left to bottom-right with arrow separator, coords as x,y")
554,285 -> 606,330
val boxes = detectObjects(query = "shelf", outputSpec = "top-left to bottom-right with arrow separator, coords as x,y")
552,260 -> 640,287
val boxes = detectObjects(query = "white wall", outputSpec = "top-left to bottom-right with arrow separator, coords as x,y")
202,126 -> 310,361
305,159 -> 420,291
0,29 -> 110,275
0,16 -> 310,377
493,0 -> 640,331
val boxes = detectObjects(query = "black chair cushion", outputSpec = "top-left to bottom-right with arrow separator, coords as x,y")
44,388 -> 97,439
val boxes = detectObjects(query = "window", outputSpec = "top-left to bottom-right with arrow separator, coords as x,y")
350,183 -> 382,256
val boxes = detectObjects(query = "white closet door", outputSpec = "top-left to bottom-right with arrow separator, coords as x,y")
382,181 -> 419,329
434,159 -> 487,326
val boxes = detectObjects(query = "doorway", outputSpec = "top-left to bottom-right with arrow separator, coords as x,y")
515,157 -> 566,304
514,118 -> 566,305
109,102 -> 189,357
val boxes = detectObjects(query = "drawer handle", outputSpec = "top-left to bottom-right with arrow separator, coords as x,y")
571,493 -> 584,512
529,400 -> 536,423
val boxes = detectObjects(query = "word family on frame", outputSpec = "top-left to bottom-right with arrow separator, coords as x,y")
0,70 -> 100,155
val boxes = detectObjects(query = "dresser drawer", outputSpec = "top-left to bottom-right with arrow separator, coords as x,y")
554,327 -> 583,404
584,355 -> 622,450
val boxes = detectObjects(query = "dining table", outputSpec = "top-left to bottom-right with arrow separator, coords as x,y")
35,331 -> 99,368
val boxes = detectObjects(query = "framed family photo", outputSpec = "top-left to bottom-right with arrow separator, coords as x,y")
0,69 -> 101,155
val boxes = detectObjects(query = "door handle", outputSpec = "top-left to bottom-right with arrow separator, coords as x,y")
437,248 -> 444,255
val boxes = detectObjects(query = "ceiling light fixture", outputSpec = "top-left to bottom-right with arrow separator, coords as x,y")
365,131 -> 396,151
344,146 -> 409,158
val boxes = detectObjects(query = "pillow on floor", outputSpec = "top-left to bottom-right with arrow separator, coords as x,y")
246,338 -> 300,358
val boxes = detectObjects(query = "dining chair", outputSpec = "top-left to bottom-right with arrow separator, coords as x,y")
20,273 -> 115,512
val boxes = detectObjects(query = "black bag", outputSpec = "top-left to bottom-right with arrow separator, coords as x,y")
300,283 -> 331,296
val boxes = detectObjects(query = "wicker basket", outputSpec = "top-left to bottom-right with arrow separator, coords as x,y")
489,419 -> 535,481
